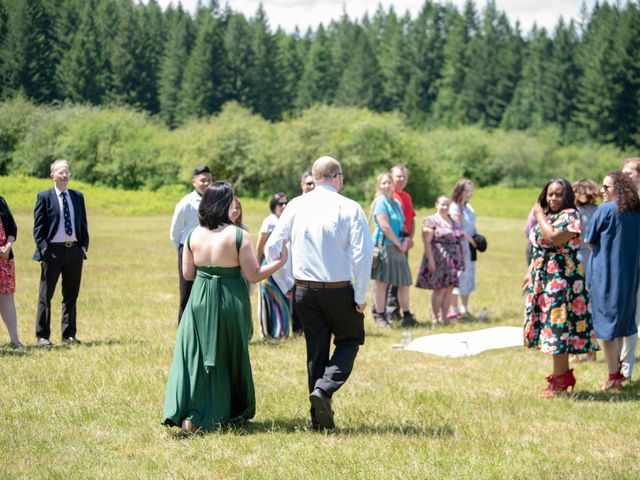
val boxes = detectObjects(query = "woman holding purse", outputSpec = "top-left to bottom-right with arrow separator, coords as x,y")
370,172 -> 415,328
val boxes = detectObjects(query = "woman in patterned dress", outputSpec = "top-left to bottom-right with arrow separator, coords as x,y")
523,179 -> 598,398
0,196 -> 24,348
255,192 -> 291,339
415,196 -> 465,323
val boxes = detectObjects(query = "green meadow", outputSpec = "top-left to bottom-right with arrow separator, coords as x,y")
0,178 -> 638,479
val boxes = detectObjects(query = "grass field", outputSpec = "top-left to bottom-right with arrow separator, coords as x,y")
0,183 -> 639,479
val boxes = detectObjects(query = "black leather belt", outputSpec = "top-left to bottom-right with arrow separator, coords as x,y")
50,242 -> 77,248
295,280 -> 351,289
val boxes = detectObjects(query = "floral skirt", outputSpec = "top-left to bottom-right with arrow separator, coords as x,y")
0,257 -> 15,294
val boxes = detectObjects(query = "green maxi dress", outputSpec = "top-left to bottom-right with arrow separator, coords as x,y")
163,227 -> 255,430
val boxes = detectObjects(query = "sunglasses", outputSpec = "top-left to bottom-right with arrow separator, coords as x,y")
276,201 -> 288,206
304,182 -> 315,186
601,184 -> 613,191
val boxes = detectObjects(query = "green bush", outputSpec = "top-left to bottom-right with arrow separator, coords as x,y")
0,98 -> 630,206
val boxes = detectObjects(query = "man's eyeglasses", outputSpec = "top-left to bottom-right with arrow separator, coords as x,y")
333,172 -> 344,180
304,182 -> 315,186
276,201 -> 288,206
601,184 -> 613,191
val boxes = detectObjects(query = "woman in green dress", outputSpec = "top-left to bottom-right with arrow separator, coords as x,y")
163,182 -> 287,433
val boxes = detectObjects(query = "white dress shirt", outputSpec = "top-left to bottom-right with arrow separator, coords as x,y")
169,190 -> 202,251
51,186 -> 77,243
265,185 -> 374,304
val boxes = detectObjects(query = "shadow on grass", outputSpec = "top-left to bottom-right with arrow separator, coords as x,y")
0,344 -> 31,357
166,417 -> 454,438
572,383 -> 640,402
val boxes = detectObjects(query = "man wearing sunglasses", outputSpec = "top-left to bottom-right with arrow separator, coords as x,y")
265,156 -> 374,430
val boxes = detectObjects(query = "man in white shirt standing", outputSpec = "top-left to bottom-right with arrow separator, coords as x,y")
266,156 -> 374,430
169,166 -> 212,323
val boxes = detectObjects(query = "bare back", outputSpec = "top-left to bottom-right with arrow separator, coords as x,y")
189,225 -> 241,268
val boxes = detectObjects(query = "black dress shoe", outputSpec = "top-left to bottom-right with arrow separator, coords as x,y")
309,388 -> 335,430
37,337 -> 54,348
62,337 -> 81,345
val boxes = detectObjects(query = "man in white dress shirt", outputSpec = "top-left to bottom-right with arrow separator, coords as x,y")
169,166 -> 212,322
266,156 -> 374,430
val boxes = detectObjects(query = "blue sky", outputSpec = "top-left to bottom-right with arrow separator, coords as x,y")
154,0 -> 597,35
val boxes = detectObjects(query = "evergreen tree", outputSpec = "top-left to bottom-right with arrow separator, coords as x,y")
548,18 -> 580,135
377,8 -> 410,112
334,26 -> 382,110
459,0 -> 520,126
107,0 -> 142,106
157,5 -> 191,127
0,0 -> 57,102
56,0 -> 106,104
223,12 -> 254,107
295,24 -> 334,109
247,4 -> 281,120
136,0 -> 164,113
177,1 -> 226,121
274,29 -> 303,117
432,6 -> 471,125
403,0 -> 448,124
501,26 -> 554,130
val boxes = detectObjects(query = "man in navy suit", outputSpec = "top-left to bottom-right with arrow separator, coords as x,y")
33,159 -> 89,347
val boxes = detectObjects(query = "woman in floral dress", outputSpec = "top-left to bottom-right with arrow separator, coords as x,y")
416,196 -> 465,323
523,179 -> 598,398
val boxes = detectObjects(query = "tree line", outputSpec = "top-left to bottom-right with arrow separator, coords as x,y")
0,0 -> 639,149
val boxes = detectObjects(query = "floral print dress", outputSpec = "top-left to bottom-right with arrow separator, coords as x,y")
415,214 -> 465,290
523,209 -> 598,355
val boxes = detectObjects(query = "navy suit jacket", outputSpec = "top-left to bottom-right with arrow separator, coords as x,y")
33,188 -> 89,261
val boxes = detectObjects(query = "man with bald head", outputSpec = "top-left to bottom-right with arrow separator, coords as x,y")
266,156 -> 373,430
621,157 -> 640,380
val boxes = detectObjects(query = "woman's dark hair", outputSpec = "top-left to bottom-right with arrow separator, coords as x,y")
538,178 -> 576,213
451,178 -> 473,205
198,181 -> 233,229
572,178 -> 599,206
607,170 -> 640,213
269,192 -> 288,213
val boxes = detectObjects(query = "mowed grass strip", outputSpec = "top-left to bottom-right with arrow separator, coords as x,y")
0,188 -> 639,478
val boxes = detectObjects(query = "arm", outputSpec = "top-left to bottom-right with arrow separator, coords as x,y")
181,241 -> 196,281
241,231 -> 287,283
351,207 -> 375,310
376,213 -> 406,252
533,204 -> 576,247
255,231 -> 270,264
77,192 -> 89,253
422,227 -> 436,273
265,206 -> 295,294
33,192 -> 49,256
169,200 -> 186,252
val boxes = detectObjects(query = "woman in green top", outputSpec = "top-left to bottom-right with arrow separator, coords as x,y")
163,182 -> 287,433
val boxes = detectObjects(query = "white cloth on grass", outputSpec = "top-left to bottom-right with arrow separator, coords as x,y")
403,326 -> 523,358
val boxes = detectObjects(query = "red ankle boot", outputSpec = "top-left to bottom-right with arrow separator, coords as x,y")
542,369 -> 575,398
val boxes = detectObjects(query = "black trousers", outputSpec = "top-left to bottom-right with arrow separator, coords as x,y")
177,244 -> 194,324
294,285 -> 365,397
36,244 -> 84,339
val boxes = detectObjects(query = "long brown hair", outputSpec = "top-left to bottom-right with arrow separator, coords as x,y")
607,171 -> 640,213
451,178 -> 473,206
